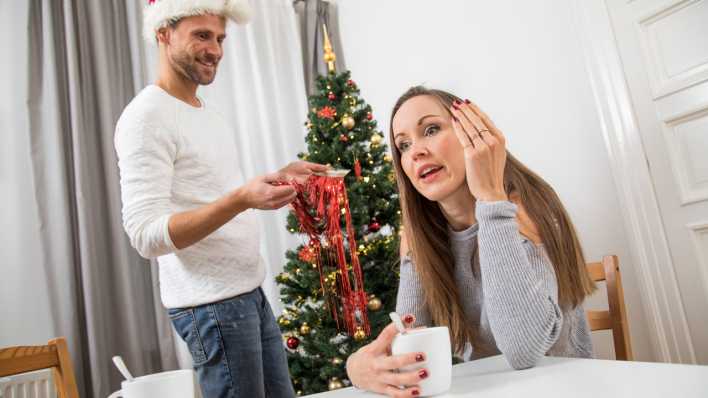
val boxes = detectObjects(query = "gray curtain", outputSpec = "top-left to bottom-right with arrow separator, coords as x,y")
17,0 -> 177,396
293,0 -> 347,95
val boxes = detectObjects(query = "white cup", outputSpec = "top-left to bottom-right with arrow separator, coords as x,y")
391,326 -> 452,397
107,369 -> 197,398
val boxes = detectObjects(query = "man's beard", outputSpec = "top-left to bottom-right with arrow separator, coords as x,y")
169,49 -> 218,85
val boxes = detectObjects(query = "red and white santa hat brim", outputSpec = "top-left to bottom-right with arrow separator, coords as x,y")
143,0 -> 252,43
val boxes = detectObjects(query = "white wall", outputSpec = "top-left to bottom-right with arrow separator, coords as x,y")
336,0 -> 654,361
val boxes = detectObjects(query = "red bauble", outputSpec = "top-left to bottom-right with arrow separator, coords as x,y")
366,112 -> 373,120
339,134 -> 349,142
287,336 -> 300,350
347,79 -> 356,87
368,220 -> 381,233
328,92 -> 336,101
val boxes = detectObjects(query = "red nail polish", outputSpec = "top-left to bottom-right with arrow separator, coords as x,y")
403,314 -> 415,323
451,102 -> 460,110
464,99 -> 471,104
415,354 -> 424,362
412,390 -> 420,396
418,369 -> 428,379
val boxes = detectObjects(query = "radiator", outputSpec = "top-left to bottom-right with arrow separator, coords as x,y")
0,369 -> 56,398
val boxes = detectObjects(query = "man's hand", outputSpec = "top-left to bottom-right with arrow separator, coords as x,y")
278,161 -> 329,183
238,172 -> 297,210
165,162 -> 328,251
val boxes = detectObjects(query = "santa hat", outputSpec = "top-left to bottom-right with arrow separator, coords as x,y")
143,0 -> 252,43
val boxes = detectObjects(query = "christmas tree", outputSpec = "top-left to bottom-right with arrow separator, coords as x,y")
275,31 -> 401,396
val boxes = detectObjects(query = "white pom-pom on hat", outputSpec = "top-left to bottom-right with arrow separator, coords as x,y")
224,0 -> 252,24
143,0 -> 253,43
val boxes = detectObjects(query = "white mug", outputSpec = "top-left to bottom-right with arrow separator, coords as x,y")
391,326 -> 452,397
107,369 -> 197,398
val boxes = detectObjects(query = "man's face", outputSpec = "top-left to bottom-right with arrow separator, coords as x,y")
160,14 -> 227,85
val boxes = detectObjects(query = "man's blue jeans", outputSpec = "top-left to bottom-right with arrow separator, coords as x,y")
168,288 -> 295,398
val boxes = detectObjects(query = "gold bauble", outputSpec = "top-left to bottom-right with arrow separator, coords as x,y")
299,323 -> 311,336
383,153 -> 392,162
342,116 -> 356,130
331,357 -> 344,365
328,377 -> 344,391
353,327 -> 366,341
367,297 -> 383,311
370,133 -> 382,145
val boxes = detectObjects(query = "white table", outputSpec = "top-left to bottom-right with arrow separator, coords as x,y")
307,355 -> 708,397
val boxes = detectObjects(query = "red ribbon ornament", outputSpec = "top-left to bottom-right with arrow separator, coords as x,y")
285,175 -> 370,338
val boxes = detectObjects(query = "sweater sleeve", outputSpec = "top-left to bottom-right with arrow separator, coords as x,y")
476,201 -> 563,370
395,256 -> 432,327
114,118 -> 178,259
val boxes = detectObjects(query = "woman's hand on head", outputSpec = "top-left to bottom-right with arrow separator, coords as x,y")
346,315 -> 427,397
450,100 -> 508,202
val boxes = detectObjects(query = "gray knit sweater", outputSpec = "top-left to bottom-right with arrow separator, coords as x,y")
396,201 -> 593,370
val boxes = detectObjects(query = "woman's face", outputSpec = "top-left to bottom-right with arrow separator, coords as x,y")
392,95 -> 467,202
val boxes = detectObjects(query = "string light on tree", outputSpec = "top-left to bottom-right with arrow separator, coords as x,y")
328,377 -> 344,391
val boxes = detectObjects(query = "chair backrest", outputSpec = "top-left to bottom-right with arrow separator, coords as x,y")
586,255 -> 633,360
0,337 -> 80,398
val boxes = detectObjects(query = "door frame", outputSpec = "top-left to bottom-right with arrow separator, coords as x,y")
571,0 -> 696,364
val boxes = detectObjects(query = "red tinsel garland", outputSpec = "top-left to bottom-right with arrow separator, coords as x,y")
286,175 -> 370,338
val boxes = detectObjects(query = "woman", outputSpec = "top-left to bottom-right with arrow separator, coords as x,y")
346,86 -> 596,397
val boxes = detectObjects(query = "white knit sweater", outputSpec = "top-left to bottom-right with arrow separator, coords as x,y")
114,85 -> 264,309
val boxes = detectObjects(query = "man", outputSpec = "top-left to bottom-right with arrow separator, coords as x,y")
114,1 -> 324,396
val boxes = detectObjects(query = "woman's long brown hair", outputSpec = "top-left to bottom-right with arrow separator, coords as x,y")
389,86 -> 596,353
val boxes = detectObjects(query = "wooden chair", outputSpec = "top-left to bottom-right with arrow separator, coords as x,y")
586,255 -> 633,360
0,337 -> 80,398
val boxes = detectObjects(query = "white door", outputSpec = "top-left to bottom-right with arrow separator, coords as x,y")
604,0 -> 708,363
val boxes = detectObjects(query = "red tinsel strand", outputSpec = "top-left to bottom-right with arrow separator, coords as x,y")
287,180 -> 341,328
339,182 -> 370,335
283,175 -> 370,337
354,159 -> 362,180
325,185 -> 354,333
